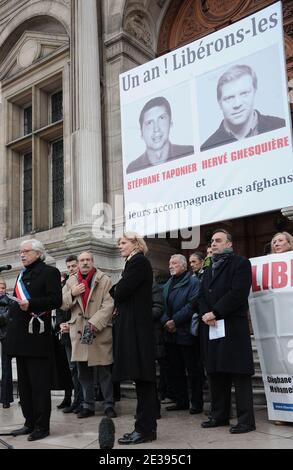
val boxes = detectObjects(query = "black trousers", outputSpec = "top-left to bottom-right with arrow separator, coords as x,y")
165,342 -> 204,410
16,356 -> 51,431
209,372 -> 255,427
65,344 -> 83,406
135,380 -> 157,434
0,342 -> 13,404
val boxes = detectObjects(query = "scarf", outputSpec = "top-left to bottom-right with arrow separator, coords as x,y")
211,248 -> 234,277
77,267 -> 96,311
125,249 -> 140,263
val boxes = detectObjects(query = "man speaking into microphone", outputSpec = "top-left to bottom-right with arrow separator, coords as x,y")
5,239 -> 62,441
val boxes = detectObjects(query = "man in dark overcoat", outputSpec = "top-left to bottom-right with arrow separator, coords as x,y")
199,229 -> 255,434
5,239 -> 62,441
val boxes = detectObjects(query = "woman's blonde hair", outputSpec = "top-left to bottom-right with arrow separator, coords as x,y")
271,231 -> 293,253
118,232 -> 148,255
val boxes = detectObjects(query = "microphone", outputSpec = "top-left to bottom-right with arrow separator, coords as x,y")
98,417 -> 115,449
0,265 -> 12,272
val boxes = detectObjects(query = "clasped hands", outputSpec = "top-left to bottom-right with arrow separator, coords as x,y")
164,319 -> 176,333
202,311 -> 216,326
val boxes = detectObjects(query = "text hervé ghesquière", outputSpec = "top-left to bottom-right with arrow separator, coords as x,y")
127,136 -> 289,191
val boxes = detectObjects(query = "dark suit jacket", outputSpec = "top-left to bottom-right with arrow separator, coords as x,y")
126,142 -> 194,174
5,258 -> 62,358
198,255 -> 254,375
200,110 -> 286,151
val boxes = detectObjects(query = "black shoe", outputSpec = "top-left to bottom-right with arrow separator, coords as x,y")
201,418 -> 230,428
161,397 -> 175,404
27,429 -> 50,441
77,408 -> 95,418
63,404 -> 77,414
118,430 -> 157,445
123,430 -> 136,439
166,404 -> 189,411
57,398 -> 71,409
3,403 -> 10,409
11,426 -> 33,436
73,405 -> 82,414
105,407 -> 117,418
229,424 -> 256,434
190,407 -> 203,415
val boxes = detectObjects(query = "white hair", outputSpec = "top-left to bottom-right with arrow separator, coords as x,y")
170,254 -> 187,269
20,239 -> 46,261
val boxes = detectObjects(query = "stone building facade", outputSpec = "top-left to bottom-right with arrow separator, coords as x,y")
0,0 -> 292,286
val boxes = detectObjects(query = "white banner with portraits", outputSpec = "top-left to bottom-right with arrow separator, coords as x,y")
249,251 -> 293,422
119,1 -> 293,236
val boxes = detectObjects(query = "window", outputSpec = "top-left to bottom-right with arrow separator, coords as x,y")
23,153 -> 32,234
23,106 -> 32,135
51,91 -> 63,123
52,140 -> 64,227
5,73 -> 64,238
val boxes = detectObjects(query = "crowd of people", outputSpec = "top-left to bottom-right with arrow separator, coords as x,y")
0,230 -> 292,444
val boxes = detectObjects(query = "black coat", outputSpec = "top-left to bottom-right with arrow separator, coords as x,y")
51,318 -> 73,391
152,281 -> 165,359
5,258 -> 62,358
112,253 -> 156,382
198,255 -> 254,375
0,295 -> 15,341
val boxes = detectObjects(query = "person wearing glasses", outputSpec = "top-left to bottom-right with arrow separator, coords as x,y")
5,239 -> 62,442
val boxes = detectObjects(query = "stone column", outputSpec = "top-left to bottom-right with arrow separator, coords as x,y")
70,0 -> 103,235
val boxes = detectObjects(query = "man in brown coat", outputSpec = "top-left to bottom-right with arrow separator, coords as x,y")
61,252 -> 116,418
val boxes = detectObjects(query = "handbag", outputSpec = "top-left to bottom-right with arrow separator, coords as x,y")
190,313 -> 199,336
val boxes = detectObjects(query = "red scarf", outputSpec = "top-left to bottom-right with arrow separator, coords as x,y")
77,268 -> 96,311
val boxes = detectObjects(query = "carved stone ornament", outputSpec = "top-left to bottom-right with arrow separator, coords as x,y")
283,0 -> 293,22
170,2 -> 206,48
0,0 -> 30,27
17,39 -> 40,68
124,12 -> 153,48
0,31 -> 69,80
199,0 -> 245,21
284,35 -> 293,64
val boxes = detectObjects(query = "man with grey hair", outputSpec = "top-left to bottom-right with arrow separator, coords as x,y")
160,254 -> 203,414
6,239 -> 62,441
200,64 -> 285,151
61,251 -> 116,419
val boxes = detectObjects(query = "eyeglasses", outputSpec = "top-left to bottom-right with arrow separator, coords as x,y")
19,249 -> 34,255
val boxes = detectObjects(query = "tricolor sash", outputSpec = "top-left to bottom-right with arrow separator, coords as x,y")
15,269 -> 46,334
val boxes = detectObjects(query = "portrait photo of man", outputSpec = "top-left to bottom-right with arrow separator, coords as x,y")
200,64 -> 286,152
126,96 -> 194,174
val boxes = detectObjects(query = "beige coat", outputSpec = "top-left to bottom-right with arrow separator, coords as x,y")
62,269 -> 114,366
